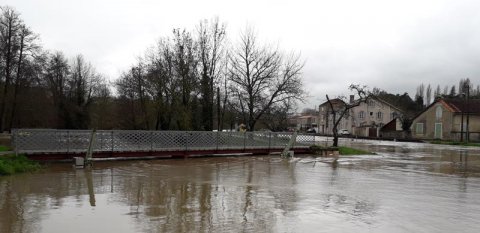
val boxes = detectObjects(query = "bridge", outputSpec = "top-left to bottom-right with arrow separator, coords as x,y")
12,129 -> 316,161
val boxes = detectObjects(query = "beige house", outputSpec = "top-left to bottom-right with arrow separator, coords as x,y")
288,114 -> 319,132
411,98 -> 480,141
319,99 -> 348,135
350,97 -> 403,137
319,96 -> 403,137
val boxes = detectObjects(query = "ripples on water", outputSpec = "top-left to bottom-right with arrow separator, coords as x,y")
1,139 -> 480,232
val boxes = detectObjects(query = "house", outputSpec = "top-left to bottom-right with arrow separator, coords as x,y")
288,114 -> 319,132
350,97 -> 403,137
319,96 -> 403,137
411,98 -> 480,141
318,98 -> 349,135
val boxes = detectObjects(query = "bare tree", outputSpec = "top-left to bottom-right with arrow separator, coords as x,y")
434,84 -> 441,98
45,51 -> 70,128
131,62 -> 149,129
415,83 -> 425,107
0,6 -> 22,131
172,29 -> 198,130
260,100 -> 293,131
443,85 -> 449,96
229,28 -> 305,130
326,84 -> 371,147
9,24 -> 39,129
67,55 -> 102,128
449,85 -> 456,97
425,84 -> 432,106
145,38 -> 175,130
197,18 -> 226,130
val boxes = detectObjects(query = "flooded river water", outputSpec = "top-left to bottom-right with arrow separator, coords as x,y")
1,138 -> 480,232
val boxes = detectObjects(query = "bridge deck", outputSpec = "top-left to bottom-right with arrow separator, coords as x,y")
12,129 -> 315,161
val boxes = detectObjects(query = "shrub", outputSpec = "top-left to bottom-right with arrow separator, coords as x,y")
0,155 -> 40,176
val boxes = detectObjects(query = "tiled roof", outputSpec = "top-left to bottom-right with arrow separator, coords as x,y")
441,98 -> 480,113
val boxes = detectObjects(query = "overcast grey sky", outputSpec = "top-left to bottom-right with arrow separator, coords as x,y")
5,0 -> 480,109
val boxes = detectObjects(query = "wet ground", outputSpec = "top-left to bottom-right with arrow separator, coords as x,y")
1,138 -> 480,232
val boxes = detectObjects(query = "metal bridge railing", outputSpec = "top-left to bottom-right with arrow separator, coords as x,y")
12,129 -> 316,154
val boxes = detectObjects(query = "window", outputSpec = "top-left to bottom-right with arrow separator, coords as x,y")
377,112 -> 383,120
416,123 -> 424,134
370,112 -> 373,116
435,106 -> 442,120
368,100 -> 375,107
359,111 -> 364,119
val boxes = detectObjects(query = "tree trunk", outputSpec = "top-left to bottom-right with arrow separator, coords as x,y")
333,133 -> 339,147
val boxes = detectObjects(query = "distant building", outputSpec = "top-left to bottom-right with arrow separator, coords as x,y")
411,98 -> 480,141
318,98 -> 349,135
350,97 -> 403,137
319,96 -> 403,137
287,114 -> 319,132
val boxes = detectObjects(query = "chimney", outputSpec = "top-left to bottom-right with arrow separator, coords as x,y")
350,95 -> 354,104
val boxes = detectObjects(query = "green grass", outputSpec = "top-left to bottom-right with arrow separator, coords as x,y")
310,145 -> 374,155
0,145 -> 11,151
430,140 -> 480,147
0,154 -> 41,176
338,146 -> 375,155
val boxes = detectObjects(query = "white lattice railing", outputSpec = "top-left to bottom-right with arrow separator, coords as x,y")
12,129 -> 316,154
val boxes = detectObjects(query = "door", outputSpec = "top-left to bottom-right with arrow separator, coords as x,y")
434,123 -> 442,139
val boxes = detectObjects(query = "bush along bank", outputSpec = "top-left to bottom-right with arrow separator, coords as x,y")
0,154 -> 41,176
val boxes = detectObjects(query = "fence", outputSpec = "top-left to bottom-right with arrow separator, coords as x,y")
450,132 -> 480,142
12,129 -> 316,154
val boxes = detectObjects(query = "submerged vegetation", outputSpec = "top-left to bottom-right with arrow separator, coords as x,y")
0,154 -> 41,176
0,145 -> 10,151
338,146 -> 375,155
309,145 -> 374,155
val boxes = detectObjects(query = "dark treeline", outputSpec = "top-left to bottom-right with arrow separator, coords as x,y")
0,6 -> 109,131
414,78 -> 480,107
0,6 -> 305,131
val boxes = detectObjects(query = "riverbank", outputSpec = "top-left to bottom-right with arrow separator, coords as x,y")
429,140 -> 480,147
0,154 -> 41,176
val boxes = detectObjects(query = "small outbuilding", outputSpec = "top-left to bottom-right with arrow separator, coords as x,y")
410,98 -> 480,141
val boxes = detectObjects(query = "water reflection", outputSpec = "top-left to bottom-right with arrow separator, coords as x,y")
0,141 -> 480,232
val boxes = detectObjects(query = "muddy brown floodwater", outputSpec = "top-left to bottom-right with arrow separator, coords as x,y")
1,138 -> 480,232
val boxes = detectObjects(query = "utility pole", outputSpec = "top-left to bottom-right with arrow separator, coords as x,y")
460,110 -> 464,142
465,82 -> 470,143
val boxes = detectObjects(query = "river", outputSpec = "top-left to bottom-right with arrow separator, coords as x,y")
1,138 -> 479,232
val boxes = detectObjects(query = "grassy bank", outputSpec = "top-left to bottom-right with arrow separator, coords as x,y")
338,146 -> 375,155
0,145 -> 11,151
429,140 -> 480,147
0,154 -> 41,176
310,145 -> 374,155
